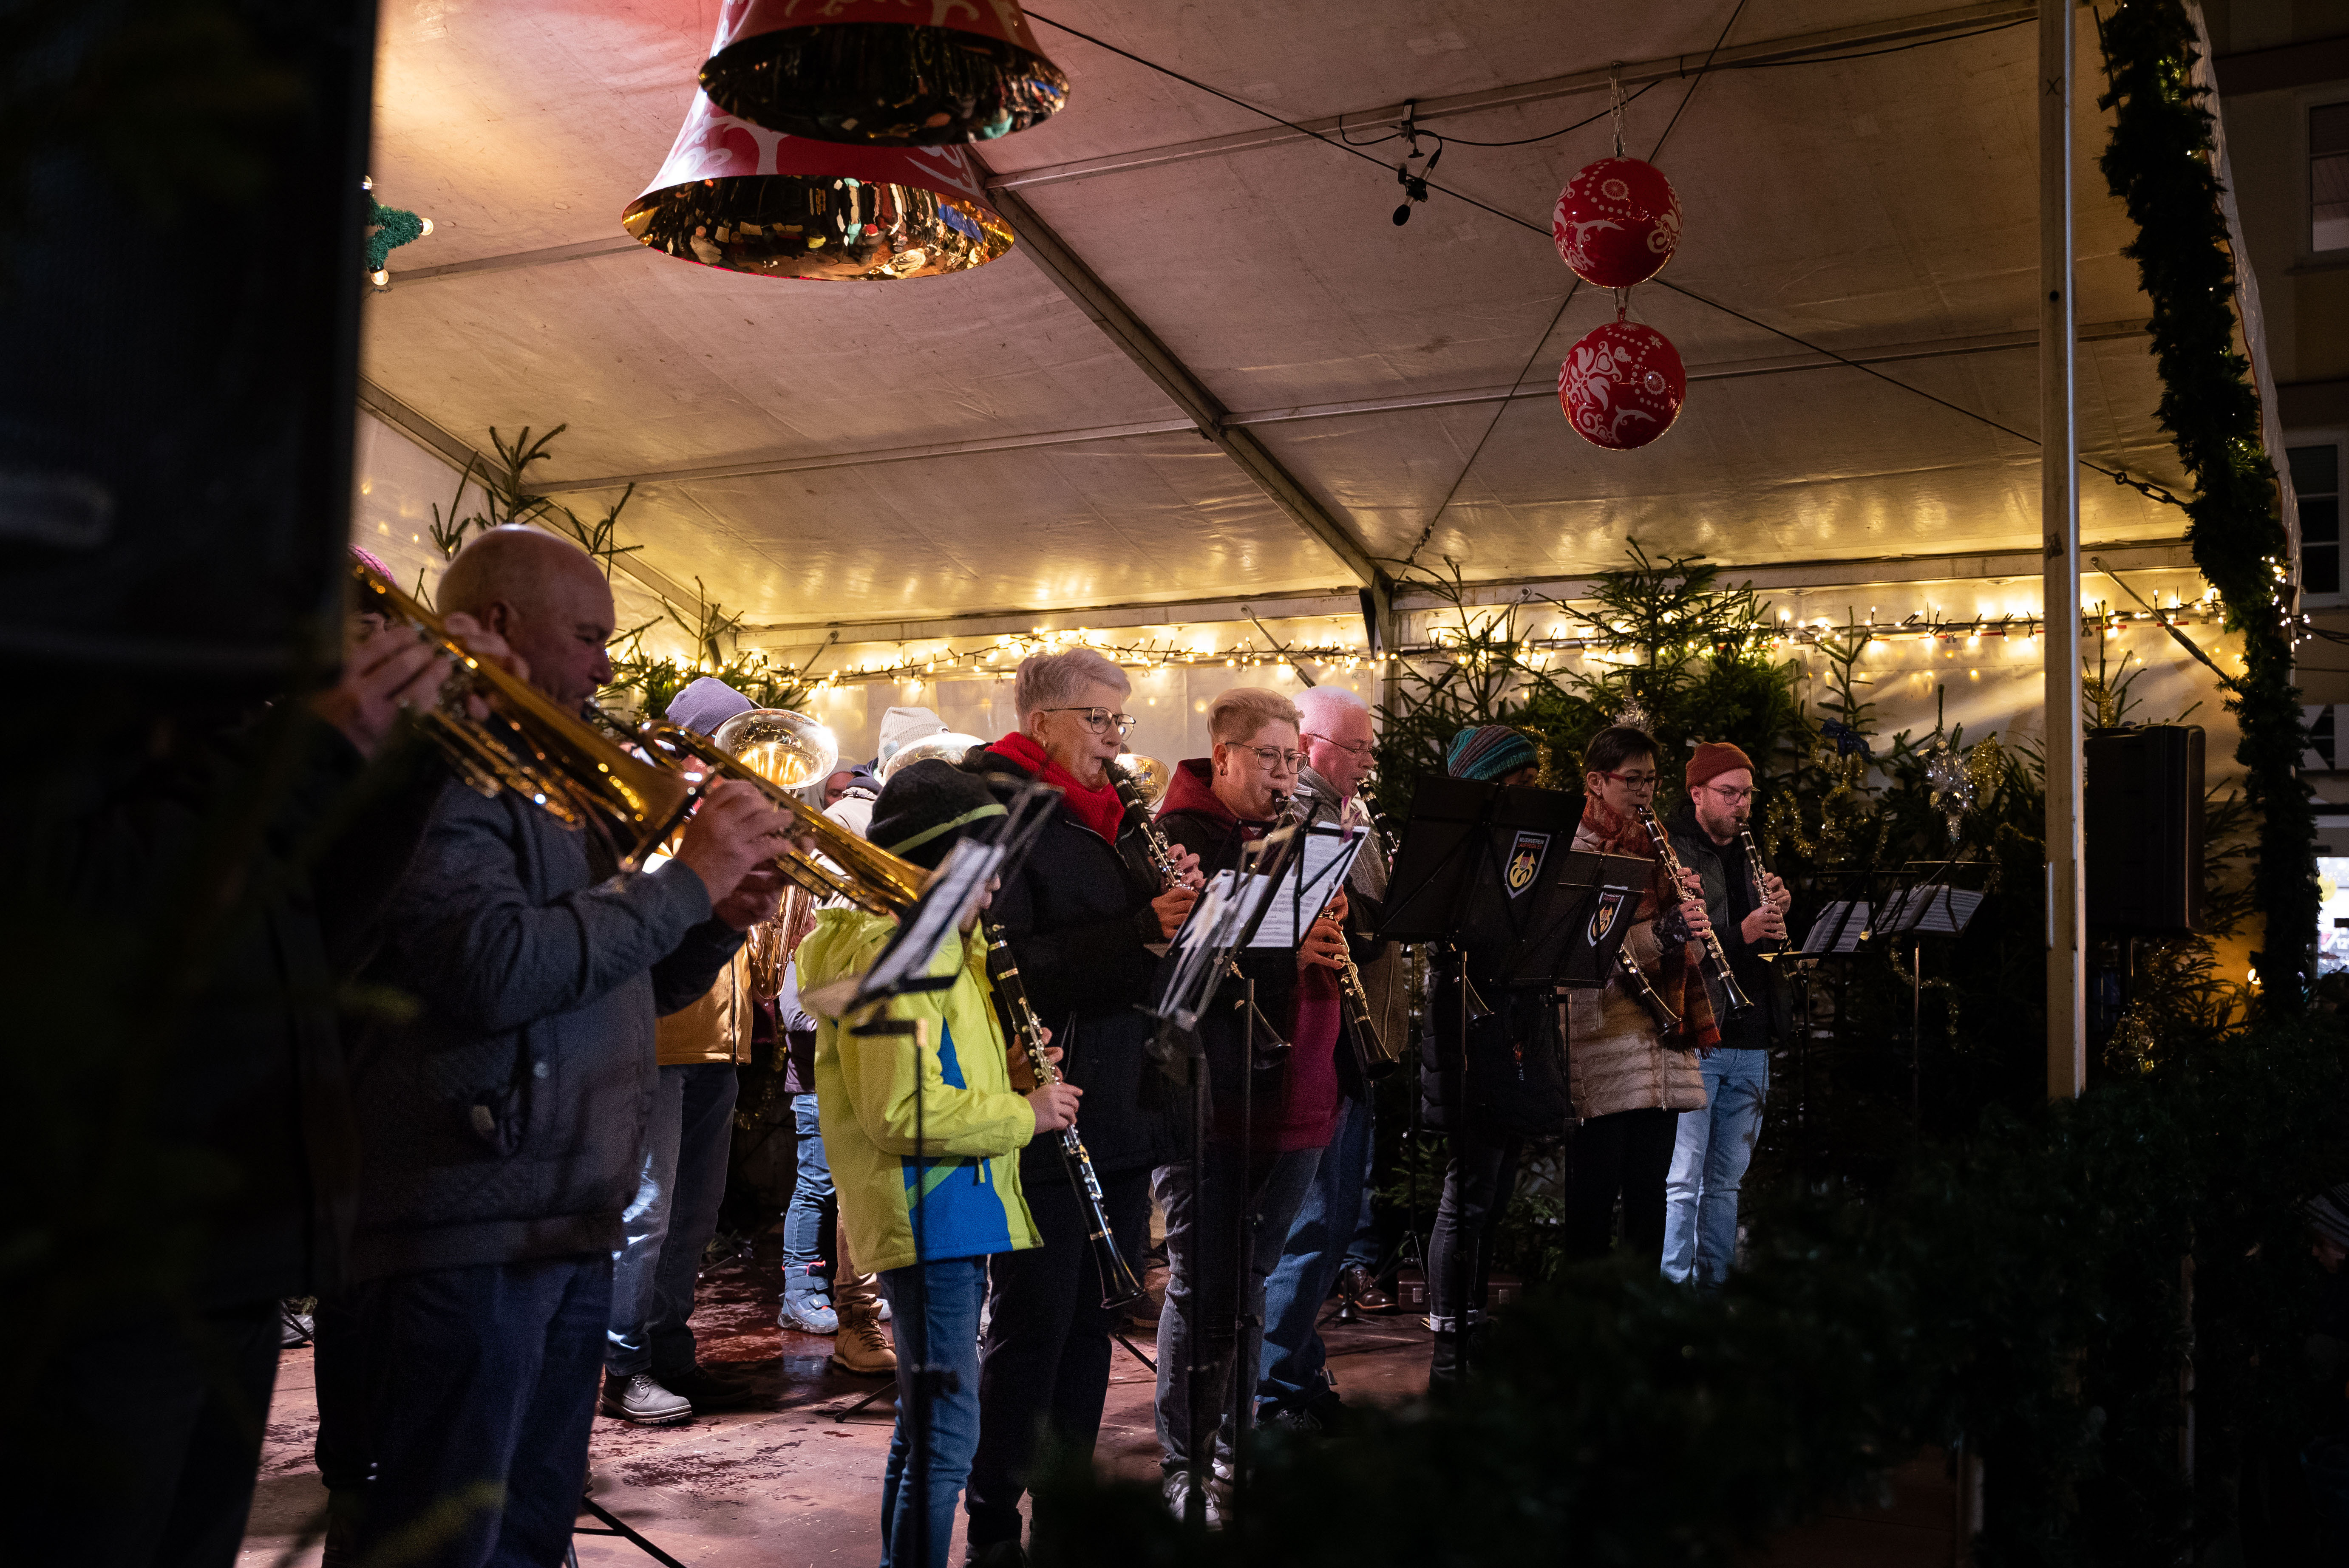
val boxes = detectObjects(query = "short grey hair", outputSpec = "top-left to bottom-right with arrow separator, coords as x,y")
1013,647 -> 1131,723
1207,686 -> 1301,744
1294,684 -> 1369,734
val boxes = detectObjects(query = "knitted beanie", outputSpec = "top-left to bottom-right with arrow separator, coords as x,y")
1686,741 -> 1757,792
868,759 -> 1008,871
667,676 -> 756,739
2307,1180 -> 2349,1251
1446,724 -> 1538,782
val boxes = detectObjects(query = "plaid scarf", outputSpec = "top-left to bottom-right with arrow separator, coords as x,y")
1577,793 -> 1718,1050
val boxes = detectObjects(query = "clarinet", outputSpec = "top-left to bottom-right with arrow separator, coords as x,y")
1286,782 -> 1398,1078
980,917 -> 1146,1310
1632,803 -> 1757,1019
1737,825 -> 1793,963
1111,770 -> 1291,1054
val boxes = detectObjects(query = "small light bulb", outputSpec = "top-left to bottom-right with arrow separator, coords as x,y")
369,267 -> 390,288
418,217 -> 434,237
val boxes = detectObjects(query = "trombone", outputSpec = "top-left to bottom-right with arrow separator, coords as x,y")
635,709 -> 928,917
353,563 -> 693,867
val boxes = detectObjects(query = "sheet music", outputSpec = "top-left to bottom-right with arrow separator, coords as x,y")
1197,827 -> 1364,948
1800,900 -> 1870,955
1878,884 -> 1983,937
850,836 -> 1005,1004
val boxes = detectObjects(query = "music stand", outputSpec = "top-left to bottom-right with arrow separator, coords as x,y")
1375,781 -> 1642,1382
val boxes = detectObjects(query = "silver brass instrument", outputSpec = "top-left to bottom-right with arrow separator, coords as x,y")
638,708 -> 929,917
981,917 -> 1147,1310
1288,781 -> 1401,1080
1632,803 -> 1755,1019
354,562 -> 694,867
1738,825 -> 1793,963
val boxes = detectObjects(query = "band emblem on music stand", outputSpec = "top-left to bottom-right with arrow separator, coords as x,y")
1505,830 -> 1551,898
1587,889 -> 1628,944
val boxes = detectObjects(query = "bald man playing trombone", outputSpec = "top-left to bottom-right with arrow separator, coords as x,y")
316,528 -> 794,1568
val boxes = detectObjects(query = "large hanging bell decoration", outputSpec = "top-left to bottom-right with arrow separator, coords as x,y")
1552,156 -> 1681,288
622,90 -> 1013,280
1559,320 -> 1686,451
700,0 -> 1069,146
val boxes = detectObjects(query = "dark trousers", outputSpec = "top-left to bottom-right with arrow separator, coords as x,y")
1426,1126 -> 1522,1390
19,1300 -> 281,1568
318,1254 -> 611,1568
1564,1107 -> 1679,1263
964,1167 -> 1152,1550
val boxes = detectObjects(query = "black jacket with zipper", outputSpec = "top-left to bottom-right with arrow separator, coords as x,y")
963,743 -> 1179,1181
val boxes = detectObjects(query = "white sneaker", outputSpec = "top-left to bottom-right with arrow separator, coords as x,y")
1162,1469 -> 1224,1528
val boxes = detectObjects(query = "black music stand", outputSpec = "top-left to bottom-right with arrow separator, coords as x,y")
1376,781 -> 1644,1381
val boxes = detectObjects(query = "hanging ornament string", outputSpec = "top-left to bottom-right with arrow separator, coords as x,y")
1610,66 -> 1626,158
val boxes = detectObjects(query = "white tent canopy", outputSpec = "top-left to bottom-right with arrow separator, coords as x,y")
360,0 -> 2193,648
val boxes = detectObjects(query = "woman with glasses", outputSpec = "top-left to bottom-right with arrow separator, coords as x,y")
961,648 -> 1201,1567
1564,725 -> 1717,1265
1149,687 -> 1350,1523
1659,742 -> 1794,1291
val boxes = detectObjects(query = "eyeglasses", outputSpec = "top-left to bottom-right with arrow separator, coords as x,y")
1303,732 -> 1375,760
1596,770 -> 1660,788
1037,706 -> 1138,736
1701,783 -> 1758,804
1233,744 -> 1305,772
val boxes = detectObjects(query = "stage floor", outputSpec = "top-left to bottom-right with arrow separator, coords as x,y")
237,1254 -> 1953,1565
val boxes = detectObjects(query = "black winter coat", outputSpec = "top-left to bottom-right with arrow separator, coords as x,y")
1418,949 -> 1570,1138
966,744 -> 1179,1180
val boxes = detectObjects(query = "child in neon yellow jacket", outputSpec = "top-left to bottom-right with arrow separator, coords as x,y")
795,760 -> 1080,1568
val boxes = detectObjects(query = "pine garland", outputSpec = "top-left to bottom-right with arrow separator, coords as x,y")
2095,0 -> 2315,1002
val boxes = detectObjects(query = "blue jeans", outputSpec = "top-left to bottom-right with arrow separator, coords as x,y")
1256,1094 -> 1373,1413
607,1062 -> 739,1377
876,1257 -> 987,1568
327,1255 -> 611,1568
782,1092 -> 833,1302
1661,1047 -> 1769,1290
1152,1145 -> 1323,1472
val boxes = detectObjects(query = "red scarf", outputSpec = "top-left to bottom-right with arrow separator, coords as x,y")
1577,792 -> 1718,1050
986,733 -> 1129,845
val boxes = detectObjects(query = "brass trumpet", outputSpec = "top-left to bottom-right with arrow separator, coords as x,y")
353,563 -> 693,867
637,708 -> 928,917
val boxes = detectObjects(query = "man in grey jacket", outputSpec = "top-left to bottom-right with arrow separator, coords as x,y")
317,529 -> 791,1568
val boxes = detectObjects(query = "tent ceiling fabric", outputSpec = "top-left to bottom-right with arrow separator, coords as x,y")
366,0 -> 2189,629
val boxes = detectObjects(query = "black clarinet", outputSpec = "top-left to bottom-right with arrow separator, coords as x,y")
1287,781 -> 1399,1079
1632,803 -> 1756,1019
1737,825 -> 1793,963
980,918 -> 1146,1309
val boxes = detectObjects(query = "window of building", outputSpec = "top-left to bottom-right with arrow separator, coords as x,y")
2293,439 -> 2342,604
2317,102 -> 2349,253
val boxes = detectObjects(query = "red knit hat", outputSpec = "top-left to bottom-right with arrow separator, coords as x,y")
1686,741 -> 1755,791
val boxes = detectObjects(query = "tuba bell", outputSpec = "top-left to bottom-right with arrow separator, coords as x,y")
637,708 -> 929,917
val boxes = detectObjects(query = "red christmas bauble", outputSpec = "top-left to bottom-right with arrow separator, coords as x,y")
1552,157 -> 1681,287
1558,321 -> 1686,451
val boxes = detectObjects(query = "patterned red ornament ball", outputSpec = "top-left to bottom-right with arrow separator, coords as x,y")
1558,321 -> 1686,451
1552,157 -> 1681,287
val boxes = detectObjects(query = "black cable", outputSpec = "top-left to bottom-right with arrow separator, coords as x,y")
1722,19 -> 2032,69
1427,80 -> 1662,147
1652,0 -> 1751,156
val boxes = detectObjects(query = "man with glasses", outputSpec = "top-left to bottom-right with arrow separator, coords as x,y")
962,648 -> 1199,1566
1661,742 -> 1794,1291
1255,685 -> 1402,1430
1150,688 -> 1350,1522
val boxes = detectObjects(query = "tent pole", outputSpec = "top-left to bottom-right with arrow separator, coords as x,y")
2042,0 -> 2085,1101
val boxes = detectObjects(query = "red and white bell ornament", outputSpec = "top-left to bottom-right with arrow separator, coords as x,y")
1552,157 -> 1681,288
700,0 -> 1069,146
1558,320 -> 1686,451
621,90 -> 1013,280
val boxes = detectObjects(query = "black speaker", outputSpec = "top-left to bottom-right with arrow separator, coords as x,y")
0,0 -> 379,693
2084,725 -> 2204,933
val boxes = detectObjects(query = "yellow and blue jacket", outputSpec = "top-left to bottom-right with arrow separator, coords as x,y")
796,908 -> 1041,1275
